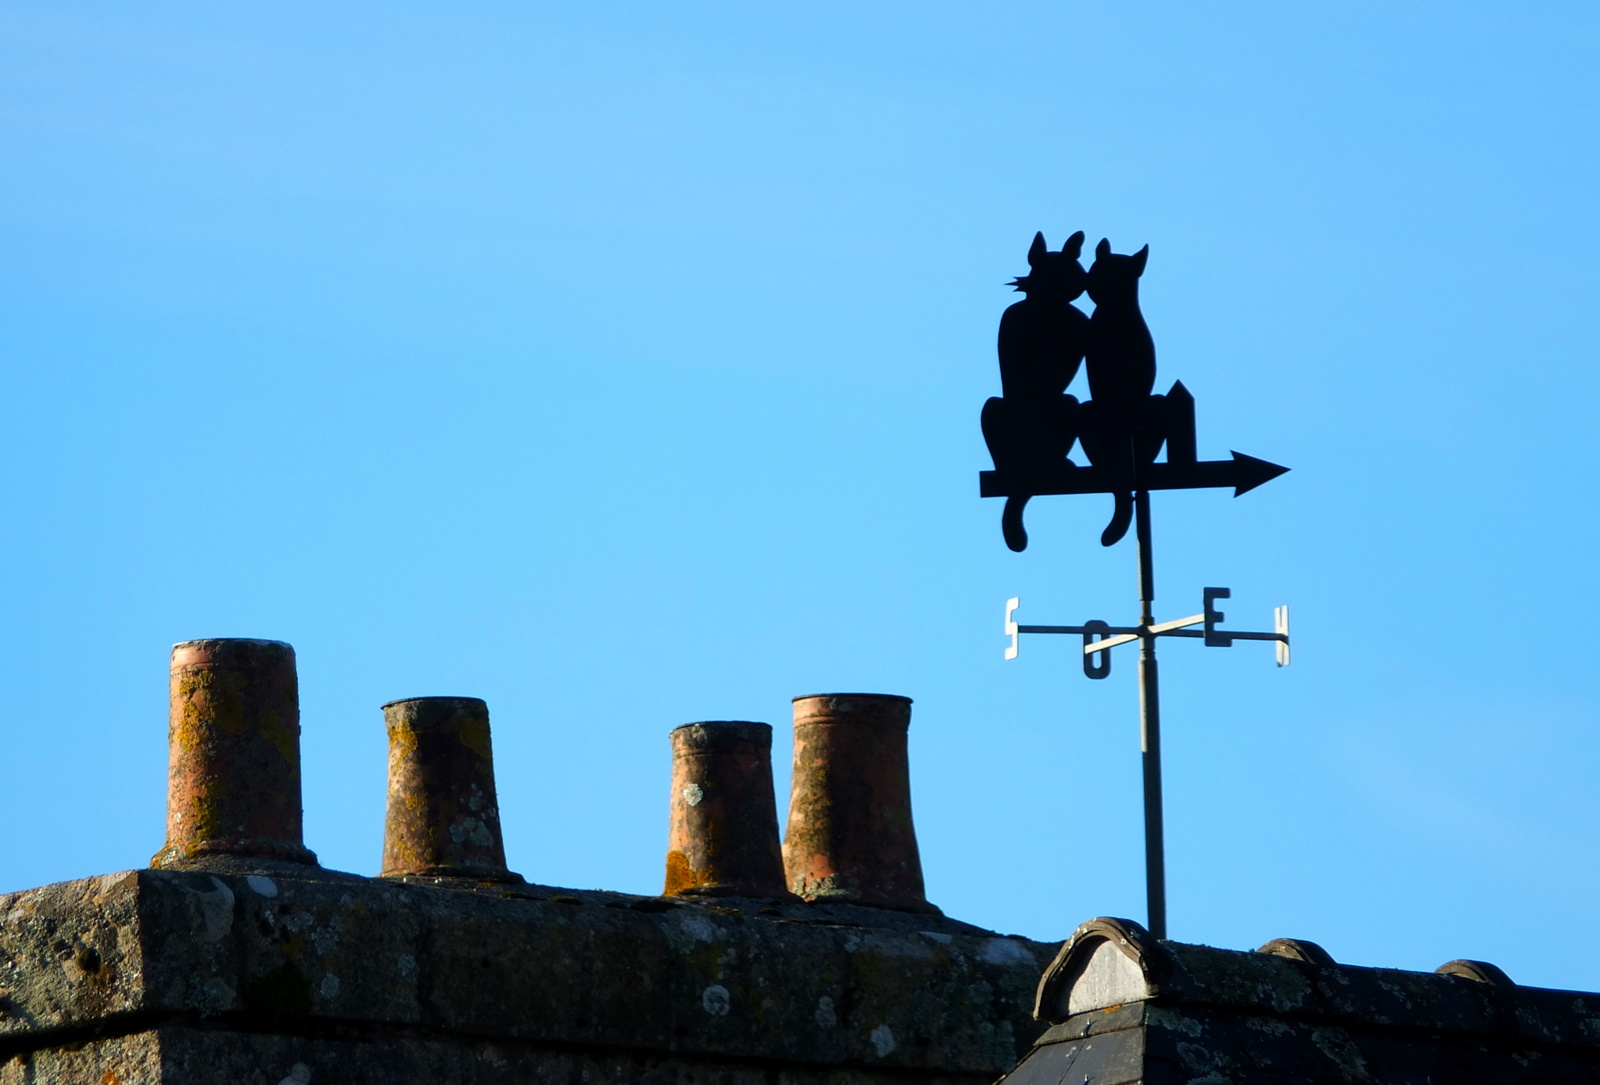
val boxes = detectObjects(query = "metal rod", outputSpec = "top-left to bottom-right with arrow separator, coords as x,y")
1135,488 -> 1167,941
1083,632 -> 1140,654
1026,620 -> 1278,646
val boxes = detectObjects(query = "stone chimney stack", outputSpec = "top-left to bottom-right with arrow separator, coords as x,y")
380,696 -> 518,882
782,693 -> 934,912
664,721 -> 793,899
151,638 -> 317,868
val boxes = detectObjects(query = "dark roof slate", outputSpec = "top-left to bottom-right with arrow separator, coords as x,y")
1003,917 -> 1600,1085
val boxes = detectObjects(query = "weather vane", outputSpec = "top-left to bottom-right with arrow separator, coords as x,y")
979,231 -> 1290,940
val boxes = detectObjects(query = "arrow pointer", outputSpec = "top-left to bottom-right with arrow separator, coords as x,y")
979,452 -> 1289,499
1216,451 -> 1290,496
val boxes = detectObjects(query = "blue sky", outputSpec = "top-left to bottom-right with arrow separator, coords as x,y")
2,3 -> 1598,989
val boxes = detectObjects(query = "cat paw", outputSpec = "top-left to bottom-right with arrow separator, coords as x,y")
1100,493 -> 1133,547
1002,496 -> 1030,552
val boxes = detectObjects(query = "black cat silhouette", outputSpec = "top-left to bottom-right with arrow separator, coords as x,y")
981,231 -> 1089,551
1078,239 -> 1194,546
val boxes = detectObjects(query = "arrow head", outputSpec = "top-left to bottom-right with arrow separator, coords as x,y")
1229,451 -> 1290,496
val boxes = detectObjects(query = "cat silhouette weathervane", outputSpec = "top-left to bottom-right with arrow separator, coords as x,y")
980,231 -> 1290,941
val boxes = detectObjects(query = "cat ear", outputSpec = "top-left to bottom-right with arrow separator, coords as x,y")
1062,231 -> 1085,258
1131,245 -> 1149,274
1028,232 -> 1048,268
1095,238 -> 1111,261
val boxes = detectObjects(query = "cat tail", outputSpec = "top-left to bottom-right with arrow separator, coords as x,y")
1002,495 -> 1031,552
1100,491 -> 1133,547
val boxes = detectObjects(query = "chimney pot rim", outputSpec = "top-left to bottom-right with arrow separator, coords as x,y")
172,637 -> 294,652
790,693 -> 913,704
381,695 -> 489,711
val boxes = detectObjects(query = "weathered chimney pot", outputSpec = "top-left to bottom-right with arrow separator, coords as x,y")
380,696 -> 518,881
151,638 -> 317,868
782,693 -> 935,912
664,721 -> 794,899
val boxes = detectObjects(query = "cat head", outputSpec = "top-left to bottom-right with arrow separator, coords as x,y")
1009,231 -> 1087,299
1086,239 -> 1149,304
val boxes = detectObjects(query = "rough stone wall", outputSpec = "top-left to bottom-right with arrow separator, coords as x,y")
0,864 -> 1056,1084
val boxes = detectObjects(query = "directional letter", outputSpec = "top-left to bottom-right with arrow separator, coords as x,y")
1083,620 -> 1112,680
1203,587 -> 1233,648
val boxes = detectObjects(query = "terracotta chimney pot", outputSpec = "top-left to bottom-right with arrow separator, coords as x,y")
782,693 -> 934,912
151,638 -> 316,868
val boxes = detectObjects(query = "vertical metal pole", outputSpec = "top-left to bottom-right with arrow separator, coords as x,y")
1134,488 -> 1167,940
